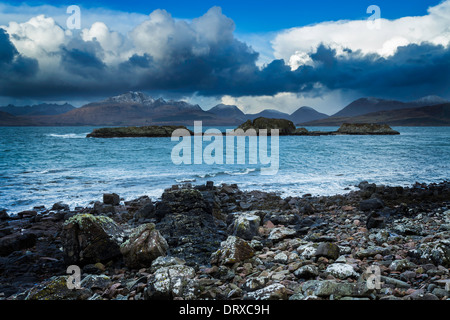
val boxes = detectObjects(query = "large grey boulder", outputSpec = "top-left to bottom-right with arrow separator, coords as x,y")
120,223 -> 168,269
61,214 -> 125,266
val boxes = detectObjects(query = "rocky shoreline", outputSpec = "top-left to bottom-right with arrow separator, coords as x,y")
0,180 -> 449,300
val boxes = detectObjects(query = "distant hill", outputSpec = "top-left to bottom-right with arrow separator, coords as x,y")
208,104 -> 247,123
246,109 -> 291,121
0,103 -> 75,116
290,106 -> 329,124
332,96 -> 449,118
0,111 -> 35,126
46,92 -> 221,126
302,103 -> 450,126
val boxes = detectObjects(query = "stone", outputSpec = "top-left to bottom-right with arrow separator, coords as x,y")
229,212 -> 261,240
154,188 -> 225,266
146,265 -> 198,300
51,202 -> 70,211
17,210 -> 37,219
120,223 -> 168,269
103,193 -> 120,206
25,276 -> 91,300
245,283 -> 288,300
359,198 -> 384,211
297,242 -> 319,259
93,201 -> 116,215
273,252 -> 289,264
408,239 -> 450,267
0,232 -> 37,256
211,236 -> 255,265
242,277 -> 268,291
315,242 -> 340,260
366,212 -> 385,229
61,214 -> 125,266
133,202 -> 155,222
80,274 -> 112,291
380,276 -> 411,289
0,209 -> 9,220
302,280 -> 371,298
294,265 -> 319,279
268,226 -> 297,241
355,246 -> 391,259
389,259 -> 415,272
325,263 -> 359,279
150,256 -> 186,273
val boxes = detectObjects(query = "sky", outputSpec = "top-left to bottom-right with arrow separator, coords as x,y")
0,0 -> 449,114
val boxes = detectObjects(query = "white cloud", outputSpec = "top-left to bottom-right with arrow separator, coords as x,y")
3,15 -> 66,70
273,0 -> 450,70
129,6 -> 236,62
81,22 -> 126,64
0,3 -> 148,35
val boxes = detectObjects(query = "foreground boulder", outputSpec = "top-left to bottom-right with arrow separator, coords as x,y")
25,276 -> 91,300
228,211 -> 261,240
86,125 -> 191,138
61,214 -> 125,266
154,188 -> 225,265
0,232 -> 37,256
120,223 -> 168,269
146,264 -> 198,300
211,236 -> 255,265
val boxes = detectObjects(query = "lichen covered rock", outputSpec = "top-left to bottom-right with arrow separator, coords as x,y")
25,276 -> 91,300
211,236 -> 255,265
120,223 -> 168,269
61,214 -> 125,266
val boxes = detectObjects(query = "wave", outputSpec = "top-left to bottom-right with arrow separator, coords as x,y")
224,168 -> 257,176
175,178 -> 197,183
195,168 -> 257,179
46,133 -> 88,139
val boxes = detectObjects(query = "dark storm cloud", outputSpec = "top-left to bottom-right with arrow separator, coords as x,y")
0,28 -> 38,83
0,6 -> 449,102
60,38 -> 106,78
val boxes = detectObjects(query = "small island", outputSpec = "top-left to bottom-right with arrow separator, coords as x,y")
236,118 -> 400,136
86,118 -> 400,138
296,123 -> 400,136
86,125 -> 192,138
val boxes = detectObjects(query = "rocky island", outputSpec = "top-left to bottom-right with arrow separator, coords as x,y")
0,180 -> 448,300
86,125 -> 192,138
237,118 -> 400,135
86,119 -> 400,138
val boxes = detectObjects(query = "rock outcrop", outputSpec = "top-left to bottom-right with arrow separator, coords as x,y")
86,125 -> 191,138
235,117 -> 296,135
336,123 -> 400,135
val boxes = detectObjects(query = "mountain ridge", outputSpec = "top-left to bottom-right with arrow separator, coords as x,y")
0,92 -> 449,126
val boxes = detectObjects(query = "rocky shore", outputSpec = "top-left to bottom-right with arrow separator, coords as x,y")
0,180 -> 449,300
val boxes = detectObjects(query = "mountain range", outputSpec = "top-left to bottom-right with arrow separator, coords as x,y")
0,92 -> 448,127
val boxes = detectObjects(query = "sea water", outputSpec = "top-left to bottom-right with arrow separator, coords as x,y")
0,126 -> 449,214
